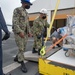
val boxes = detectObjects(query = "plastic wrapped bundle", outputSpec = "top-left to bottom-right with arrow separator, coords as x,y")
66,15 -> 75,35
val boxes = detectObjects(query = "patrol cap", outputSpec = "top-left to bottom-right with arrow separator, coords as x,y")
21,0 -> 32,5
40,8 -> 47,15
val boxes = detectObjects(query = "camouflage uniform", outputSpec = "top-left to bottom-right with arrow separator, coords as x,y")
12,7 -> 30,62
32,17 -> 49,49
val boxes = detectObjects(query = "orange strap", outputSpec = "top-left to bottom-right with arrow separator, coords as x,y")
46,34 -> 67,53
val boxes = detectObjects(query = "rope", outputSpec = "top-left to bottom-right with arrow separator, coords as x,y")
44,0 -> 60,45
40,0 -> 61,56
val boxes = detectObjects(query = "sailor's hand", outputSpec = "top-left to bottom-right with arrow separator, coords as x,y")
19,32 -> 24,38
28,33 -> 33,37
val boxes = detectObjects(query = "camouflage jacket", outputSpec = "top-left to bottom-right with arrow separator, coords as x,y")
12,6 -> 30,34
32,17 -> 49,36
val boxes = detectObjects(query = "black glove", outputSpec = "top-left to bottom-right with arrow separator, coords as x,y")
2,32 -> 10,41
37,34 -> 42,39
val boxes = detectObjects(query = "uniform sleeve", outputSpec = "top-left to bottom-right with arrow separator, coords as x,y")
32,21 -> 40,35
45,20 -> 49,28
12,9 -> 23,34
0,8 -> 9,33
27,21 -> 31,34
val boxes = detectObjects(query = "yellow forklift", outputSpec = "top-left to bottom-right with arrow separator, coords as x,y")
39,0 -> 75,75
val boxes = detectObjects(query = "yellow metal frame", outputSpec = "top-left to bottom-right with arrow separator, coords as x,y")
39,58 -> 75,75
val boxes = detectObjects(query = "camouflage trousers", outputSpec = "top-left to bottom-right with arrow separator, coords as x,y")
14,33 -> 28,62
33,36 -> 42,49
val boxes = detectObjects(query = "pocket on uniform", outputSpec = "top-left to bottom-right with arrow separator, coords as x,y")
19,16 -> 25,21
